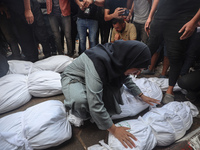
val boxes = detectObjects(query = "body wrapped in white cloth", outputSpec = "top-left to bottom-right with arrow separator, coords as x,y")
88,101 -> 199,150
0,100 -> 72,150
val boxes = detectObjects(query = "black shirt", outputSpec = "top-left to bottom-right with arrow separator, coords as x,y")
0,0 -> 24,15
154,0 -> 200,20
104,0 -> 127,14
77,4 -> 98,20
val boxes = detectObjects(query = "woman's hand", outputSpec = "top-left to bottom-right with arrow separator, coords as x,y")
108,124 -> 137,149
140,94 -> 160,106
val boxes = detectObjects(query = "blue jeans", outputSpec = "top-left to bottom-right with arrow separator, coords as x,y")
77,18 -> 98,54
48,15 -> 72,55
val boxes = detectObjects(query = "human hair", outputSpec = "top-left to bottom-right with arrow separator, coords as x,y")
112,18 -> 125,25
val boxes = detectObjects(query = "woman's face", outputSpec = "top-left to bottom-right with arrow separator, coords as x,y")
124,68 -> 143,76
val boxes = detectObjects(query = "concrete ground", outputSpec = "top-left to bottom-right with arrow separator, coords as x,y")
0,63 -> 200,150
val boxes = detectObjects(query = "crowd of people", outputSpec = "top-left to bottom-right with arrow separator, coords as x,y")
1,0 -> 200,149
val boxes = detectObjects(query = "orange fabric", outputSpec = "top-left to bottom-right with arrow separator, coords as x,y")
46,0 -> 71,16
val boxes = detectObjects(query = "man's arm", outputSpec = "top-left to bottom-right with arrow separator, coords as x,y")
127,0 -> 133,9
24,0 -> 34,24
104,0 -> 130,21
126,0 -> 134,22
144,0 -> 159,36
147,0 -> 152,6
104,8 -> 124,21
75,0 -> 85,11
179,8 -> 200,40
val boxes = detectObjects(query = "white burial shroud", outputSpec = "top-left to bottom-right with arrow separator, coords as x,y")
0,100 -> 72,150
111,77 -> 162,119
88,101 -> 199,150
7,55 -> 73,75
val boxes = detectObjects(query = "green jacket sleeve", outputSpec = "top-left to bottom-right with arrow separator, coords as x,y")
123,76 -> 142,96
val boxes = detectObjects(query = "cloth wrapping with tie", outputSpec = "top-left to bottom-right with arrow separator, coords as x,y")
111,77 -> 162,119
88,101 -> 199,150
0,100 -> 72,150
108,101 -> 199,149
7,55 -> 73,75
0,71 -> 62,114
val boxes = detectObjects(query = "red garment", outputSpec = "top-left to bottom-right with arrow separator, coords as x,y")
46,0 -> 71,16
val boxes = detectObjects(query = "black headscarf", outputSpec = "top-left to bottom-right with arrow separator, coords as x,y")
85,40 -> 151,115
85,40 -> 151,87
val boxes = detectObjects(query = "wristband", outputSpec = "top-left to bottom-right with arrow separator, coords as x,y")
139,93 -> 143,97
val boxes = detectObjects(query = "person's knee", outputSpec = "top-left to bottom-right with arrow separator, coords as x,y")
73,98 -> 88,110
178,76 -> 189,89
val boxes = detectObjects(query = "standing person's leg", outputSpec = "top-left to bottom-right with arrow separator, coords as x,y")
101,20 -> 111,44
147,19 -> 164,56
71,15 -> 78,56
162,18 -> 191,103
48,15 -> 64,54
11,12 -> 38,62
160,46 -> 169,77
143,19 -> 164,75
88,19 -> 98,48
140,23 -> 148,44
0,14 -> 21,59
134,22 -> 142,42
141,52 -> 160,75
43,14 -> 57,55
62,15 -> 73,57
98,8 -> 111,44
77,18 -> 87,55
32,1 -> 51,58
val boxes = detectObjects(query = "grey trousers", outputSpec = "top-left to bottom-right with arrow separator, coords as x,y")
61,53 -> 113,130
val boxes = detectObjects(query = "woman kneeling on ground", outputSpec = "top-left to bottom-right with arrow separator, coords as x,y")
61,40 -> 160,149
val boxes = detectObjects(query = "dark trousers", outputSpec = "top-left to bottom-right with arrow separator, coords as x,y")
11,11 -> 38,62
180,32 -> 200,75
147,18 -> 192,86
0,54 -> 9,77
31,0 -> 51,57
133,22 -> 148,44
0,14 -> 21,59
178,70 -> 200,94
71,15 -> 78,55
